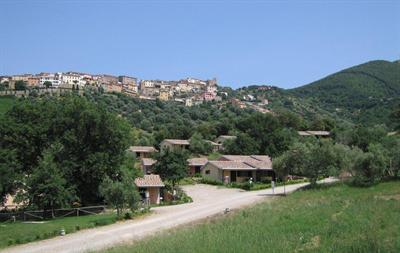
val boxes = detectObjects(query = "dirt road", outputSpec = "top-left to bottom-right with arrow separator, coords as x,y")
2,180 -> 331,253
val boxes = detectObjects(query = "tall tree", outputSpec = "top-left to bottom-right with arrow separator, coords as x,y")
351,143 -> 388,186
14,80 -> 26,91
223,133 -> 259,155
189,132 -> 212,155
43,81 -> 52,88
391,104 -> 400,131
21,145 -> 75,217
0,96 -> 132,205
0,149 -> 21,205
153,148 -> 188,190
99,170 -> 140,217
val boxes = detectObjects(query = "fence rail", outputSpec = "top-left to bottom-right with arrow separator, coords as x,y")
0,205 -> 106,222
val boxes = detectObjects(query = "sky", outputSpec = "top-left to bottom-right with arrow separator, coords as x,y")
0,1 -> 399,89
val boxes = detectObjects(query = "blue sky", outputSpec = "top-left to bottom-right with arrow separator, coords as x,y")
1,1 -> 399,89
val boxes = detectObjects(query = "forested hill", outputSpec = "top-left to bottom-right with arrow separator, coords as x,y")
288,60 -> 400,127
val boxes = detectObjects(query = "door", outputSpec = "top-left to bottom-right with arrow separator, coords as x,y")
230,171 -> 237,182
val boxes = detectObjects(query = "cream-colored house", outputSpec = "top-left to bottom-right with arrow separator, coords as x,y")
202,155 -> 274,183
134,175 -> 164,205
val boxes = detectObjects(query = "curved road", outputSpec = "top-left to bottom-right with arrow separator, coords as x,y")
1,180 -> 335,253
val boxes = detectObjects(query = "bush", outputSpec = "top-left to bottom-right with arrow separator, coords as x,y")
124,212 -> 132,220
199,176 -> 224,186
350,144 -> 388,187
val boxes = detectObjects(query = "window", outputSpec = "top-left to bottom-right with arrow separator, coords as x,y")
205,170 -> 210,175
237,171 -> 252,177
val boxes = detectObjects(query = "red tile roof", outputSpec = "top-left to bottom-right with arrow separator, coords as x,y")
209,161 -> 255,170
214,155 -> 273,170
134,175 -> 164,188
188,158 -> 208,166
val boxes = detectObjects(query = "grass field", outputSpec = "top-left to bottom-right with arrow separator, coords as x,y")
104,181 -> 400,253
0,213 -> 118,249
0,96 -> 15,115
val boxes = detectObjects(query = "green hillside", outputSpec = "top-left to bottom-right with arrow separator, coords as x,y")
289,60 -> 400,127
104,182 -> 400,253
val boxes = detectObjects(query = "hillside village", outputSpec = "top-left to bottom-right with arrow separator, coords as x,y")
0,72 -> 276,115
0,73 -> 220,105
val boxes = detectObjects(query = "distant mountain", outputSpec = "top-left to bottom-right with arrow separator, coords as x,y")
289,60 -> 400,126
235,60 -> 400,128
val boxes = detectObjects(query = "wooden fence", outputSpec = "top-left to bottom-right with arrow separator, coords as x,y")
0,206 -> 106,222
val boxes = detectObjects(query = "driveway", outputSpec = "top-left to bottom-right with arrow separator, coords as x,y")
1,179 -> 335,253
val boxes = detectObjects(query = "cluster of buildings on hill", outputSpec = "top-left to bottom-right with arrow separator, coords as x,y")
0,72 -> 221,106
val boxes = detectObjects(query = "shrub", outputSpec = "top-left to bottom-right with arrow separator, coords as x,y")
350,144 -> 388,187
124,212 -> 132,220
200,176 -> 223,185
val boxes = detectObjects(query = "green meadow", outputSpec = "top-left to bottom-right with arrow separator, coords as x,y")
104,182 -> 400,253
0,213 -> 118,248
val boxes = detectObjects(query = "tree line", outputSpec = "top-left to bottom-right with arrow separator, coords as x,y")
0,95 -> 138,215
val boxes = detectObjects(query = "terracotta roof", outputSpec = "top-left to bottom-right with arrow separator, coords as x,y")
219,155 -> 257,163
163,139 -> 190,145
209,161 -> 255,170
128,146 -> 157,153
250,155 -> 272,162
244,160 -> 272,170
188,158 -> 208,166
216,155 -> 273,170
134,174 -> 164,188
141,158 -> 156,166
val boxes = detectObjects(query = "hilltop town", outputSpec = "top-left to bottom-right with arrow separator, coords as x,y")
0,72 -> 221,106
0,72 -> 276,115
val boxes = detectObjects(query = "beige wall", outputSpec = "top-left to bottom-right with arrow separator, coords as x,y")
202,163 -> 222,181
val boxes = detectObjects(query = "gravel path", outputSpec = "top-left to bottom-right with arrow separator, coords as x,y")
1,180 -> 335,253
